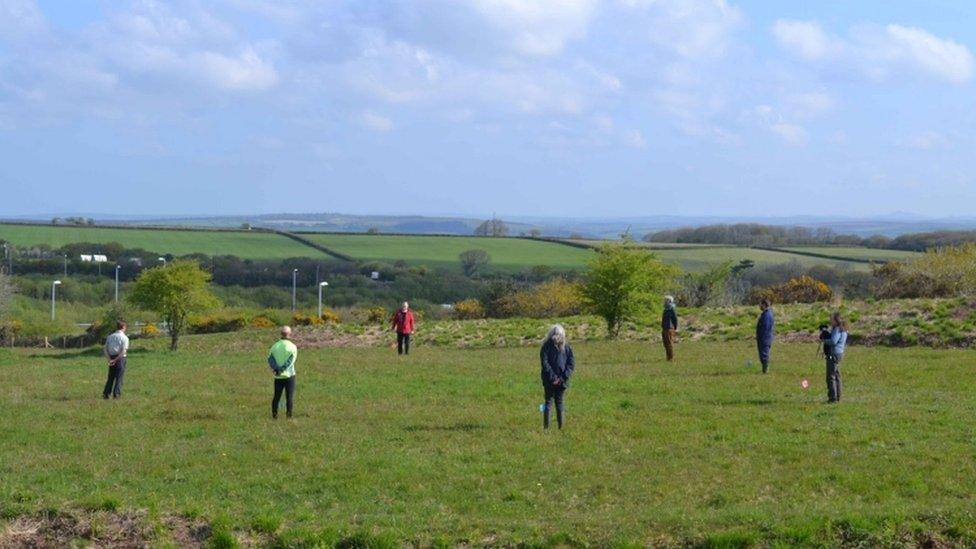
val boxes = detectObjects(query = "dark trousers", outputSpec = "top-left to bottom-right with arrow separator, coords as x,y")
758,342 -> 771,373
272,376 -> 296,418
662,329 -> 676,361
826,354 -> 843,402
102,357 -> 126,399
543,384 -> 566,429
397,332 -> 411,355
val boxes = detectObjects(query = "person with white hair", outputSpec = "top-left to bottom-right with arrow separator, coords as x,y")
661,295 -> 678,362
390,301 -> 416,356
540,324 -> 575,430
267,326 -> 298,419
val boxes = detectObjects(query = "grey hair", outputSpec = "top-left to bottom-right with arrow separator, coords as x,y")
664,295 -> 675,307
546,324 -> 567,349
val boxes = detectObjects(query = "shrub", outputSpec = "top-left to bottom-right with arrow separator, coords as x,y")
320,309 -> 341,324
366,307 -> 388,324
453,299 -> 485,319
291,313 -> 321,326
142,323 -> 160,337
249,315 -> 276,328
750,275 -> 832,304
498,279 -> 583,318
189,314 -> 247,334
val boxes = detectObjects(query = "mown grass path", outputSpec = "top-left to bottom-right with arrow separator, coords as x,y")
1,339 -> 975,545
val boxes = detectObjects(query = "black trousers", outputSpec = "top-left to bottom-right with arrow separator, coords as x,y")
826,354 -> 843,402
102,357 -> 126,399
543,384 -> 566,429
397,332 -> 411,355
272,376 -> 296,418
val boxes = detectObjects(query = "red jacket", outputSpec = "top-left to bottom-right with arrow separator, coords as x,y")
391,310 -> 415,334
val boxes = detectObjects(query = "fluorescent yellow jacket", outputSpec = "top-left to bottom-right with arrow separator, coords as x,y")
268,339 -> 298,379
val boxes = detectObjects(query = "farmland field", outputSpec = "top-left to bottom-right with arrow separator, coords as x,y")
649,246 -> 870,272
0,223 -> 325,260
2,334 -> 975,546
781,246 -> 922,262
304,233 -> 595,272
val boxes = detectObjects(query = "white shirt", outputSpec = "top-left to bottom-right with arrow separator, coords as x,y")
105,330 -> 129,357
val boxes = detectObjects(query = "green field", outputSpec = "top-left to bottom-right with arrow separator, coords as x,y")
649,246 -> 870,272
304,234 -> 595,272
0,224 -> 324,260
2,334 -> 975,546
781,246 -> 922,262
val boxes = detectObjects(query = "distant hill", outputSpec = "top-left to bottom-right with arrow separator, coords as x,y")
5,212 -> 976,239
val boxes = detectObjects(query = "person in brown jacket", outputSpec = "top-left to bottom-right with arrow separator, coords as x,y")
661,295 -> 678,361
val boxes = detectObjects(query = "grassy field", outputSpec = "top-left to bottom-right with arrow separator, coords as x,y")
0,224 -> 324,260
2,334 -> 975,547
304,234 -> 595,272
649,246 -> 870,272
781,246 -> 922,262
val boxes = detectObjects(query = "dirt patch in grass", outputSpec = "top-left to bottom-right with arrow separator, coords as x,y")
0,509 -> 150,548
291,326 -> 386,348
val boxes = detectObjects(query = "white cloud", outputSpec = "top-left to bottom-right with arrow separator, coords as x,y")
628,0 -> 743,59
0,0 -> 45,41
769,123 -> 807,145
773,19 -> 974,84
192,48 -> 278,91
360,111 -> 393,132
466,0 -> 597,56
623,129 -> 646,148
873,24 -> 974,83
904,131 -> 951,150
772,20 -> 835,61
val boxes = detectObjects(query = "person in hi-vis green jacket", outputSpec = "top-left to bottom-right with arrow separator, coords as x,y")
268,326 -> 298,419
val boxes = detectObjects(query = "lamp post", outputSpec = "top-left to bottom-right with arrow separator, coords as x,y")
51,280 -> 62,321
292,269 -> 299,311
114,265 -> 121,303
63,254 -> 68,277
158,257 -> 167,267
318,281 -> 329,318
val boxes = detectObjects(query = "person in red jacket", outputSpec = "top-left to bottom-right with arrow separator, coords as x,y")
390,301 -> 416,355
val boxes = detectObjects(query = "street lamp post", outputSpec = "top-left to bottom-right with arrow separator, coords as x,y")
51,280 -> 62,321
292,269 -> 299,311
115,265 -> 121,303
318,281 -> 329,318
63,254 -> 67,277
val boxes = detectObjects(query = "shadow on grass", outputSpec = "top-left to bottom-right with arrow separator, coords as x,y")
32,348 -> 150,360
403,422 -> 486,432
698,398 -> 777,406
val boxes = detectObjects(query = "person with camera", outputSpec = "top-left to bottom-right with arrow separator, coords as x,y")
756,298 -> 775,373
820,313 -> 849,403
661,295 -> 678,361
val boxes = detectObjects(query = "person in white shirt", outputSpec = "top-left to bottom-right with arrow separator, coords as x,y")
102,321 -> 130,399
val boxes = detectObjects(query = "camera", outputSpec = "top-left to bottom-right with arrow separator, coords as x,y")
818,324 -> 834,357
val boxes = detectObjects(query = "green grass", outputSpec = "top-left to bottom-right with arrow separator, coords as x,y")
2,334 -> 975,546
650,246 -> 870,272
781,246 -> 922,262
0,223 -> 325,260
304,234 -> 595,272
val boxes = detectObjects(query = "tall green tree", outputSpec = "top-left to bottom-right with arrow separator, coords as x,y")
129,260 -> 219,350
579,243 -> 679,338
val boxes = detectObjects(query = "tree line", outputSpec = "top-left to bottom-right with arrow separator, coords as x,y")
643,223 -> 976,251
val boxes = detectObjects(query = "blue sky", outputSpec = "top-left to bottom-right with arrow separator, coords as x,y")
1,0 -> 974,218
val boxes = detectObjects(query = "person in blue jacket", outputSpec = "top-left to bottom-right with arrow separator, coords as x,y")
825,312 -> 849,403
540,324 -> 575,430
756,298 -> 775,373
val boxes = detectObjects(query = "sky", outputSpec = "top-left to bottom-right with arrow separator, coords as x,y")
1,0 -> 974,219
